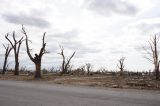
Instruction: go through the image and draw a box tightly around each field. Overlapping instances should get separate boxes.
[0,72,160,90]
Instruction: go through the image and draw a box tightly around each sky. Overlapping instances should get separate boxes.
[0,0,160,71]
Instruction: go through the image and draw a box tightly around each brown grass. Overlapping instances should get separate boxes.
[0,74,160,90]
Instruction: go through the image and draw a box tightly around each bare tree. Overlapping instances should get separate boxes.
[5,32,24,75]
[117,57,125,77]
[2,44,12,74]
[22,25,48,78]
[58,45,75,74]
[143,35,160,80]
[79,65,85,73]
[78,65,85,75]
[86,63,92,76]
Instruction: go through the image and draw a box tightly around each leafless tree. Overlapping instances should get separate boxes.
[143,35,160,80]
[117,57,125,77]
[86,63,92,76]
[22,25,48,78]
[2,44,12,74]
[79,65,85,72]
[78,65,85,75]
[58,45,76,74]
[5,32,24,75]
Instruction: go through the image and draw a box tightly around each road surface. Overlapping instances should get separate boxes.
[0,80,160,106]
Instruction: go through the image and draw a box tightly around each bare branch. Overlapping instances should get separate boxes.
[65,51,76,67]
[143,56,154,63]
[5,33,14,48]
[2,43,13,74]
[3,44,7,50]
[12,31,17,44]
[39,32,47,56]
[22,25,34,62]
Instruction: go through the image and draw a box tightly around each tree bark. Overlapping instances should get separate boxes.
[2,58,7,74]
[155,64,159,80]
[156,70,159,80]
[35,62,41,78]
[14,61,19,75]
[2,44,12,74]
[62,68,67,74]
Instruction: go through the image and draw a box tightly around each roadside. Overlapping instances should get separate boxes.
[0,74,160,90]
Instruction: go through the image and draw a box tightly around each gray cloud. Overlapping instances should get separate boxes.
[52,29,79,39]
[134,45,144,51]
[85,0,137,16]
[48,28,102,56]
[46,29,80,53]
[135,23,160,34]
[134,41,160,52]
[2,13,50,28]
[0,53,3,56]
[61,40,102,57]
[109,48,126,54]
[46,40,102,58]
[45,34,101,60]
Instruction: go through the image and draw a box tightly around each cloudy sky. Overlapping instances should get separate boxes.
[0,0,160,71]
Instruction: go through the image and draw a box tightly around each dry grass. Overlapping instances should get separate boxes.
[0,74,160,90]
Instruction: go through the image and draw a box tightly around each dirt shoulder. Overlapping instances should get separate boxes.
[0,74,160,90]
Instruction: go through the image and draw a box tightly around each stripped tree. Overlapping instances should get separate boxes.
[22,25,48,78]
[58,45,75,74]
[143,35,160,80]
[2,44,12,74]
[5,32,24,75]
[86,63,92,76]
[117,57,125,77]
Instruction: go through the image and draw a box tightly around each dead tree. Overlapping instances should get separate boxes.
[5,33,24,75]
[86,63,92,76]
[79,65,85,75]
[143,35,160,80]
[58,45,75,74]
[117,57,125,77]
[22,25,48,78]
[2,44,12,74]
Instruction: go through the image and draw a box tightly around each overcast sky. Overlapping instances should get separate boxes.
[0,0,160,71]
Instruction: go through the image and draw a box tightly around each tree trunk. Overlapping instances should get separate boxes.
[156,70,159,80]
[156,64,159,80]
[64,68,67,74]
[14,61,19,75]
[61,68,67,75]
[35,62,41,78]
[2,58,7,74]
[120,68,123,77]
[87,69,90,76]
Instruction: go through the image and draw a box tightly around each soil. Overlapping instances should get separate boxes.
[0,73,160,90]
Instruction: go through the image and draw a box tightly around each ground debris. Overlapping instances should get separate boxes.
[0,74,160,90]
